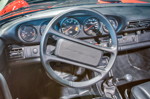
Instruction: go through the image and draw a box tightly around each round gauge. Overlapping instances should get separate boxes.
[83,17,100,36]
[102,19,118,33]
[40,21,49,35]
[60,18,80,36]
[18,25,37,42]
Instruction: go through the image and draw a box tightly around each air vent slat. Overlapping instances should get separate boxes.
[126,20,150,29]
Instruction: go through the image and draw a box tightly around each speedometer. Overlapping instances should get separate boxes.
[18,25,37,42]
[83,17,100,36]
[60,18,80,36]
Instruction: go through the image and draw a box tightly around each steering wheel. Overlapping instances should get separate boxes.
[40,8,118,88]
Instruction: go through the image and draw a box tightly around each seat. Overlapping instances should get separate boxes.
[131,81,150,99]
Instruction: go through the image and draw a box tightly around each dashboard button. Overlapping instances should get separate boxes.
[33,48,38,54]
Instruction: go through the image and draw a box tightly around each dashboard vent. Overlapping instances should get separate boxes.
[139,20,150,27]
[126,20,150,29]
[127,21,139,28]
[8,48,24,60]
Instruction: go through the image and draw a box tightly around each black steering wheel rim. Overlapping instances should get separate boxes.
[40,8,118,88]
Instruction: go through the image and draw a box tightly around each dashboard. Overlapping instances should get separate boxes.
[0,3,150,64]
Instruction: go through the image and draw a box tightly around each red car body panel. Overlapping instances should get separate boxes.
[0,0,29,16]
[0,1,54,20]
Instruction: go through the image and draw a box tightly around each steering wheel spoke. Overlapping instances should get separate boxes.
[44,53,106,74]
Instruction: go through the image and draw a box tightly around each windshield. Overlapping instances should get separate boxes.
[7,0,150,4]
[0,0,150,17]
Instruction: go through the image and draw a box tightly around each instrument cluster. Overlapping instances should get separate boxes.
[17,16,120,42]
[59,16,119,37]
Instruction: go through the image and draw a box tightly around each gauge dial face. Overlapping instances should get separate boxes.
[61,18,80,36]
[19,25,37,42]
[102,19,118,33]
[40,21,49,35]
[83,17,100,36]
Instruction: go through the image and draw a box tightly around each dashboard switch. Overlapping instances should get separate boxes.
[31,46,40,57]
[33,48,38,54]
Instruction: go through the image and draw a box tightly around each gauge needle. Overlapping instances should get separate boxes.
[64,26,73,33]
[85,25,94,31]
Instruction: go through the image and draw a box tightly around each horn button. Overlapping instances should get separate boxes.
[55,39,103,66]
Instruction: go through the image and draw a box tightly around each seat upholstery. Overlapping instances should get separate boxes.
[131,81,150,99]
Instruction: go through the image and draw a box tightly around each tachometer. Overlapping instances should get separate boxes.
[83,17,100,36]
[60,18,80,36]
[18,25,37,42]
